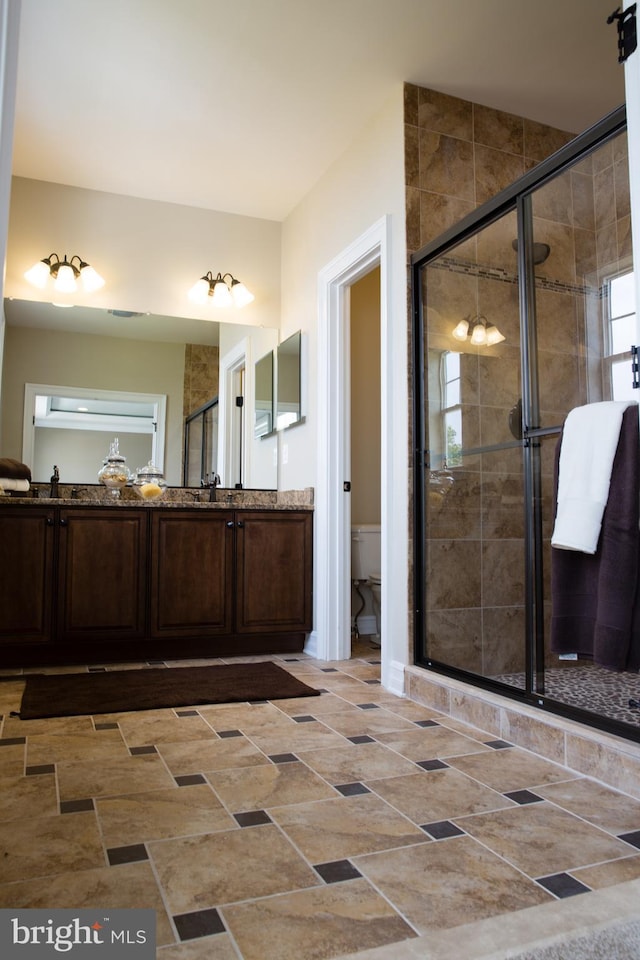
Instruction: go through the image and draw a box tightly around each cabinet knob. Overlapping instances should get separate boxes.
[226,520,235,528]
[236,520,244,528]
[60,518,68,526]
[46,517,54,526]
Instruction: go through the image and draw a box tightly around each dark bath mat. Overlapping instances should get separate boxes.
[17,660,320,719]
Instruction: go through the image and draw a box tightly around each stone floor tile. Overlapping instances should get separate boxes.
[354,836,551,934]
[148,823,318,915]
[221,878,417,960]
[270,792,428,862]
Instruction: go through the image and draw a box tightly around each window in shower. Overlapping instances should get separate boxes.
[606,269,637,402]
[442,351,462,466]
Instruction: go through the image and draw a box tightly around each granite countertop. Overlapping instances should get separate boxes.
[1,486,314,510]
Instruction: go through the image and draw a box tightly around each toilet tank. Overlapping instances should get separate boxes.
[351,525,381,581]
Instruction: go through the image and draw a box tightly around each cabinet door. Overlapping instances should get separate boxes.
[149,510,234,637]
[0,508,54,644]
[57,509,148,642]
[235,511,312,633]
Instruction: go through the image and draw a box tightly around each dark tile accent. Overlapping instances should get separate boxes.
[61,798,95,814]
[536,873,591,898]
[26,764,55,776]
[367,659,382,665]
[217,729,243,739]
[174,907,225,942]
[283,658,300,662]
[414,720,439,728]
[485,740,513,749]
[321,668,339,673]
[293,715,317,723]
[234,810,272,827]
[315,859,362,883]
[250,699,269,704]
[335,782,370,797]
[130,745,157,756]
[94,722,119,730]
[0,736,26,746]
[107,843,148,866]
[269,753,298,764]
[176,710,199,717]
[416,759,449,771]
[364,679,381,685]
[619,830,640,849]
[356,703,380,710]
[348,735,375,744]
[421,820,465,840]
[175,774,207,786]
[505,789,543,805]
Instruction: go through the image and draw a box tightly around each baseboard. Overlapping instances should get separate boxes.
[386,659,406,697]
[303,631,318,658]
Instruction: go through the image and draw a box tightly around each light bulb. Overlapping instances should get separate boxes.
[188,277,211,304]
[211,279,232,307]
[24,260,51,288]
[79,263,105,292]
[470,322,487,346]
[54,263,77,293]
[452,319,469,341]
[230,280,254,308]
[486,325,505,345]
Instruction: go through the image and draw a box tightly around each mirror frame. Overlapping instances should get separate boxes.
[276,331,303,429]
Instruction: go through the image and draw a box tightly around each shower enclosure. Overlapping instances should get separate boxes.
[412,105,640,741]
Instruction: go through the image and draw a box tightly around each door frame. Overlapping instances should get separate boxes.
[312,216,399,689]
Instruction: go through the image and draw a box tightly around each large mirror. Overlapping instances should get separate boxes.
[277,331,302,429]
[1,298,278,488]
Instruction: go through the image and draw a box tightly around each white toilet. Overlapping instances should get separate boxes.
[351,525,381,646]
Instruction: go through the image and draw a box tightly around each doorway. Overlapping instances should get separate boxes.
[313,217,390,669]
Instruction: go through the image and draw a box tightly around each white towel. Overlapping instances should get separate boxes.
[551,401,636,554]
[0,478,30,492]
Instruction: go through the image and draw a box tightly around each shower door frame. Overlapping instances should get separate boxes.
[411,105,639,742]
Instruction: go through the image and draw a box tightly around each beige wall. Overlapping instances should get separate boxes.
[2,325,186,484]
[350,266,381,526]
[6,177,281,327]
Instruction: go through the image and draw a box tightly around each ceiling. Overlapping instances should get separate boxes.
[13,0,626,224]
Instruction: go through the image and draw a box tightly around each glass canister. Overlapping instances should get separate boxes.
[97,437,130,498]
[132,460,167,501]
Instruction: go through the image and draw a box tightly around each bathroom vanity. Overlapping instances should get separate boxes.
[0,494,313,666]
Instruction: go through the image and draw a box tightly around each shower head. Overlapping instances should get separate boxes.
[511,239,551,265]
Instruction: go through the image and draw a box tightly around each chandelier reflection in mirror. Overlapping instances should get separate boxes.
[24,253,105,293]
[188,271,254,308]
[451,314,505,346]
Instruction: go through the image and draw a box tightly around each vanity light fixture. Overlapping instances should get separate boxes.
[452,314,505,346]
[188,271,254,308]
[24,253,105,293]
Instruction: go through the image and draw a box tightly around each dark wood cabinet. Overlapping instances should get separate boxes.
[0,507,55,644]
[150,509,234,637]
[235,511,313,633]
[0,503,313,666]
[57,509,148,643]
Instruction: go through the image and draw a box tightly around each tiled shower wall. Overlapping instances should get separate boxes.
[183,343,219,418]
[405,82,630,678]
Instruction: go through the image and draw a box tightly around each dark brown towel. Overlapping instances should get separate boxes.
[551,404,640,671]
[0,458,31,481]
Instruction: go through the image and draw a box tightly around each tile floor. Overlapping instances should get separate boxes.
[1,640,640,959]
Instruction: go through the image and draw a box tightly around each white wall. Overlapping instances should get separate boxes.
[280,87,410,679]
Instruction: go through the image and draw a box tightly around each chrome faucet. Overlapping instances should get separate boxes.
[203,472,221,502]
